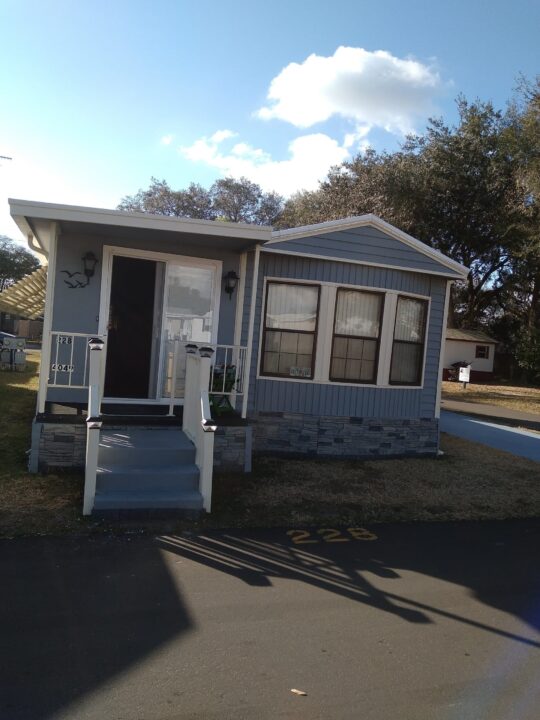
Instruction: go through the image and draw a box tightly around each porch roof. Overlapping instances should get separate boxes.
[9,199,272,259]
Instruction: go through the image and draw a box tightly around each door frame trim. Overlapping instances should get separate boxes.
[98,245,223,402]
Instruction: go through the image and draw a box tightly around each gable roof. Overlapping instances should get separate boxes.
[267,214,469,279]
[446,328,497,344]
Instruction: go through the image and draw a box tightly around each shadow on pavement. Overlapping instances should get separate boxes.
[0,535,192,720]
[157,520,540,646]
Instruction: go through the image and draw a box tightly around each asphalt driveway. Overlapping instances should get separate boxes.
[440,410,540,462]
[1,521,539,720]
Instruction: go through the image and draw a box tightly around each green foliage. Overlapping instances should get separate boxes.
[516,327,540,383]
[0,236,41,292]
[118,176,283,226]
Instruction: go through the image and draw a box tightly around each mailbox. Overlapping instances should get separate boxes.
[458,365,471,383]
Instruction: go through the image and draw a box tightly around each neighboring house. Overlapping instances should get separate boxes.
[8,199,468,515]
[443,328,497,382]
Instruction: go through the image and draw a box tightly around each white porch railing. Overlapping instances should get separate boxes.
[162,340,248,417]
[182,348,217,512]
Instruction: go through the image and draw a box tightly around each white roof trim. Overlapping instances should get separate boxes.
[268,214,469,279]
[9,198,272,242]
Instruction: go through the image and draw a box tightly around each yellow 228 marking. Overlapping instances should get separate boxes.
[287,528,378,544]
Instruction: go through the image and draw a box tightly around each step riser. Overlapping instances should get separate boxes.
[97,472,199,494]
[95,428,202,511]
[93,496,204,511]
[98,446,196,466]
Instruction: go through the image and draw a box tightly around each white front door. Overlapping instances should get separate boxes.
[99,246,221,403]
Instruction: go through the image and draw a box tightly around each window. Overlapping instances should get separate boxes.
[389,296,428,385]
[260,282,320,379]
[330,289,383,384]
[475,345,489,359]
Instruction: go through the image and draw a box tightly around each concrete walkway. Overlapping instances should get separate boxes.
[440,410,540,462]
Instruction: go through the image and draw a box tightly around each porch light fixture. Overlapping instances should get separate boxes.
[223,270,240,299]
[198,346,215,358]
[82,252,98,285]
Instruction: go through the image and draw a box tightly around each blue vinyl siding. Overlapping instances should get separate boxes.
[248,253,447,420]
[269,225,462,278]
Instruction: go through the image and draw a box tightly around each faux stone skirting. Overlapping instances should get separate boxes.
[250,412,439,459]
[31,421,252,473]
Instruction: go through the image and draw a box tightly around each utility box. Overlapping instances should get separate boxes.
[2,336,26,351]
[13,349,27,372]
[0,337,27,371]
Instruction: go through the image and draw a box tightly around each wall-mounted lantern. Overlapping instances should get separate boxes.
[61,252,99,289]
[82,252,98,284]
[223,270,240,300]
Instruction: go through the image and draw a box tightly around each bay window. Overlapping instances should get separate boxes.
[389,296,427,385]
[330,289,383,383]
[260,281,320,379]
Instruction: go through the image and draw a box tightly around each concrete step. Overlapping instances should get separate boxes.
[96,463,200,493]
[93,489,204,511]
[98,428,195,466]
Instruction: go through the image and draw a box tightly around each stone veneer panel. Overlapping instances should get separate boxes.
[213,426,251,472]
[37,423,87,471]
[35,422,252,473]
[250,412,439,458]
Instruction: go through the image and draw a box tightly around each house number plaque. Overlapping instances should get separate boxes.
[52,363,75,372]
[57,336,73,344]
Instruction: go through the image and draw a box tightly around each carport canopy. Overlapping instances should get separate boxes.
[0,265,47,319]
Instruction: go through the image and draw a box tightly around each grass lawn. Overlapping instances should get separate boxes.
[442,381,540,415]
[1,354,539,538]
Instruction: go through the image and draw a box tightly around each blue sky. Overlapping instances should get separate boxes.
[0,0,538,240]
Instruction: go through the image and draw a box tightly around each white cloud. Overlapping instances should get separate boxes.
[160,134,174,145]
[180,131,351,196]
[0,153,117,243]
[257,46,441,135]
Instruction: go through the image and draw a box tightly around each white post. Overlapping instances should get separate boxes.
[37,222,58,414]
[83,337,105,516]
[435,280,452,419]
[196,354,216,512]
[168,339,179,416]
[242,245,260,418]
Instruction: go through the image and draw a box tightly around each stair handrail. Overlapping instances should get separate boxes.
[83,335,107,516]
[183,344,216,512]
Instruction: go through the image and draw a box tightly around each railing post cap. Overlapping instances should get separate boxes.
[198,346,214,358]
[88,337,105,351]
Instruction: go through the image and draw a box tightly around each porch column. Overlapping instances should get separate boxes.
[36,222,58,415]
[241,245,260,418]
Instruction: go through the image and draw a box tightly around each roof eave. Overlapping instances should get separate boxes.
[8,198,272,244]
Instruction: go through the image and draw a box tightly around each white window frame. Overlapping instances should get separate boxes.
[256,276,431,389]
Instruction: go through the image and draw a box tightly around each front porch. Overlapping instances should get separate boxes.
[7,200,268,516]
[32,334,252,515]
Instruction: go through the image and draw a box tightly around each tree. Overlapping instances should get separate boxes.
[0,236,41,292]
[281,98,534,331]
[118,176,283,226]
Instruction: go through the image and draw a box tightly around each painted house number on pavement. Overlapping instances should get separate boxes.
[287,528,377,544]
